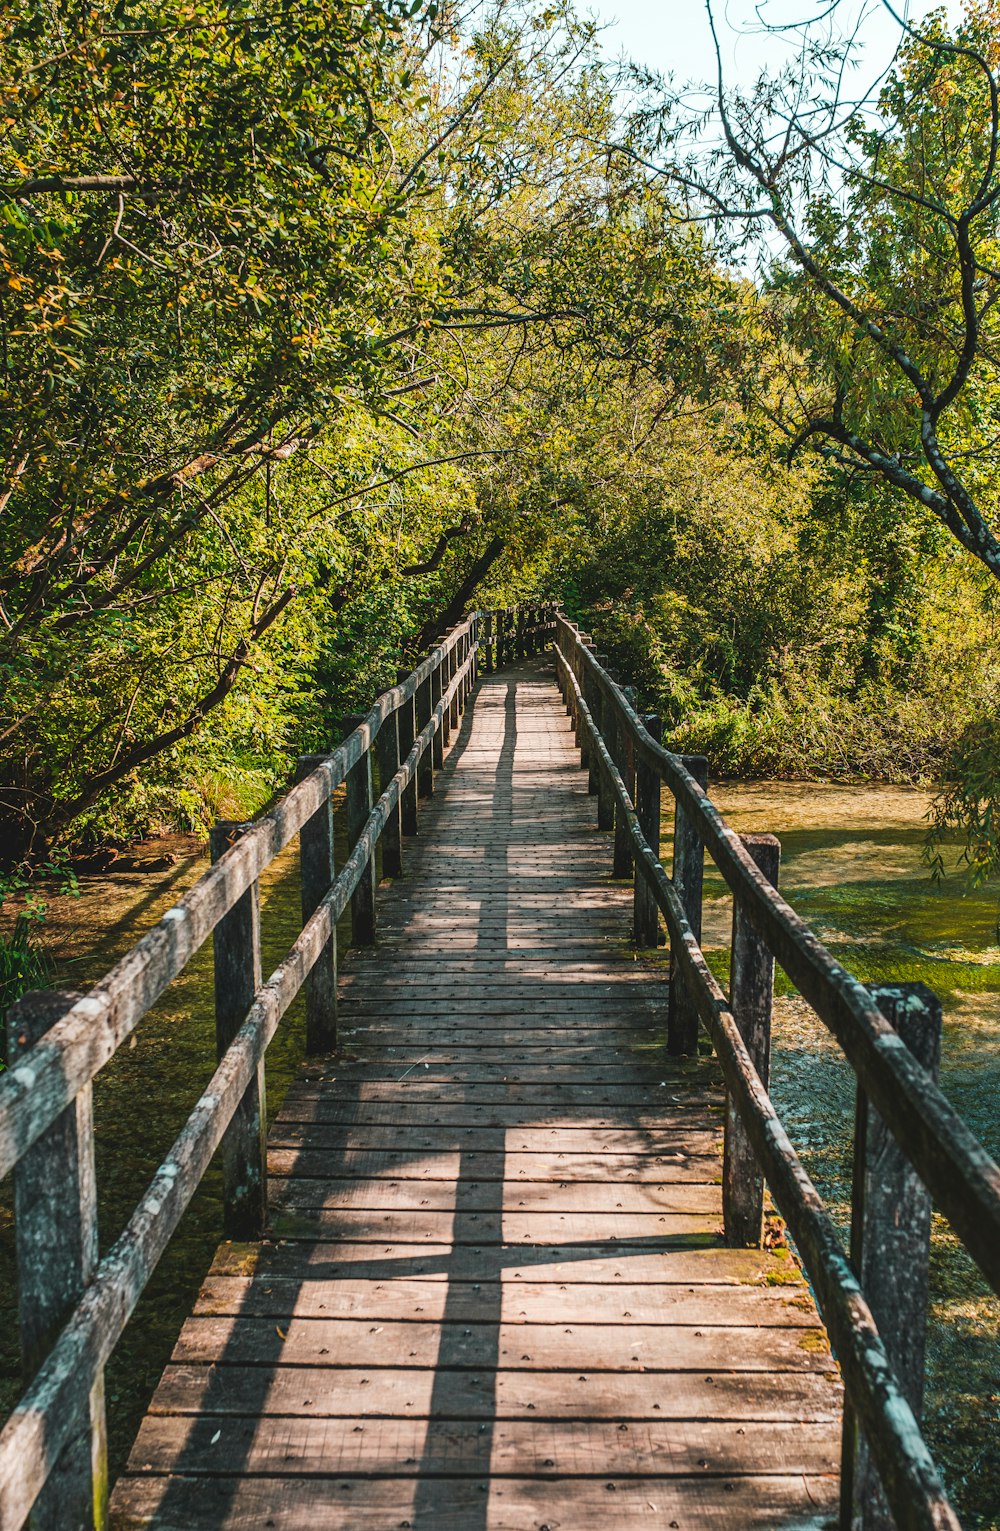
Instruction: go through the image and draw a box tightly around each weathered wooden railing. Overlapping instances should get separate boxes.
[0,606,564,1531]
[554,614,1000,1531]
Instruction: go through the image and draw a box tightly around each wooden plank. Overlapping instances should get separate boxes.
[266,1177,720,1214]
[192,1275,822,1326]
[270,1103,723,1129]
[171,1316,829,1371]
[126,1415,839,1478]
[110,1471,839,1530]
[266,1208,722,1243]
[147,1362,843,1421]
[265,1148,721,1182]
[209,1242,798,1285]
[266,1126,723,1155]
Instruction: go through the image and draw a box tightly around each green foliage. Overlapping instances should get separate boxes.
[0,915,50,1031]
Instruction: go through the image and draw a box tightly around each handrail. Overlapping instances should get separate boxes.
[0,616,479,1182]
[1,604,554,1531]
[556,615,1000,1294]
[553,614,1000,1531]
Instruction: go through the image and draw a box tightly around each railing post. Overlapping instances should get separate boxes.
[459,630,470,707]
[591,660,615,829]
[612,685,637,879]
[373,710,403,878]
[496,610,506,669]
[296,757,339,1053]
[634,713,663,947]
[723,833,780,1245]
[8,989,108,1531]
[342,715,378,942]
[667,753,709,1055]
[448,638,460,732]
[581,639,597,783]
[515,608,525,660]
[484,610,494,675]
[430,659,445,769]
[210,821,268,1237]
[415,670,434,798]
[396,671,418,836]
[841,982,942,1531]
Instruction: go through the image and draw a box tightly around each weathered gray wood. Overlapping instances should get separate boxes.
[667,752,709,1056]
[395,671,418,836]
[591,658,614,825]
[372,715,403,879]
[129,1413,838,1478]
[843,983,942,1531]
[8,990,107,1531]
[210,822,267,1238]
[613,684,637,878]
[414,675,433,798]
[634,713,662,947]
[429,660,444,770]
[111,1472,840,1531]
[150,1357,841,1419]
[723,834,780,1248]
[484,609,494,673]
[342,715,377,944]
[296,756,338,1053]
[448,636,460,730]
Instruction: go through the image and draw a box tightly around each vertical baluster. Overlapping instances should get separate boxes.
[723,834,780,1244]
[342,715,377,942]
[841,983,942,1531]
[634,713,663,947]
[431,659,445,769]
[416,670,434,798]
[374,708,403,879]
[210,821,268,1235]
[296,757,339,1052]
[582,652,599,790]
[496,610,505,669]
[448,638,460,732]
[396,671,418,836]
[591,662,615,831]
[666,754,709,1055]
[8,990,108,1531]
[484,610,494,674]
[613,685,637,879]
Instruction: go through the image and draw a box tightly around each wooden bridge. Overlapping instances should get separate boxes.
[2,609,999,1531]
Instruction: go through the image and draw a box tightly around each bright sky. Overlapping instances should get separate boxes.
[590,0,966,95]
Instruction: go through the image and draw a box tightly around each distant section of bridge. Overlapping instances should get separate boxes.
[109,660,840,1529]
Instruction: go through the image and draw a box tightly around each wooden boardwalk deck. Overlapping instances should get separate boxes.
[110,660,842,1529]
